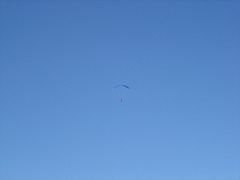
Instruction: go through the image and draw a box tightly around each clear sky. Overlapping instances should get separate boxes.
[0,1,240,180]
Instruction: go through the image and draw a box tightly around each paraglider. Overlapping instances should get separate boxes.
[113,85,130,102]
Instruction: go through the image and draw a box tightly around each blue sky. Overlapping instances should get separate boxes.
[0,1,240,180]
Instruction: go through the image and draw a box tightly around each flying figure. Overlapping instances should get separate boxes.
[113,85,130,103]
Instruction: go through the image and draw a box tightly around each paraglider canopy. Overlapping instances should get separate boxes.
[113,85,130,89]
[112,85,130,102]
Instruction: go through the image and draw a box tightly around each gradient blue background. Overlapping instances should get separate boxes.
[0,1,240,180]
